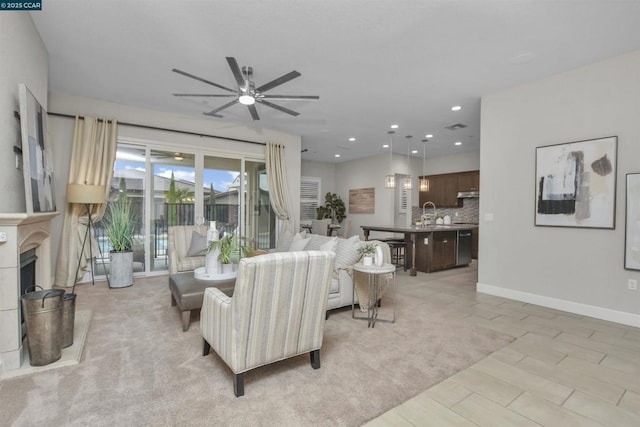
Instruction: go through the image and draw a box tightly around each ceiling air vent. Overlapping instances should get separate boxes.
[444,123,467,131]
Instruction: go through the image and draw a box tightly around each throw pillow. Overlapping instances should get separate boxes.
[319,236,338,253]
[288,233,310,251]
[304,234,332,251]
[186,231,208,257]
[334,235,362,268]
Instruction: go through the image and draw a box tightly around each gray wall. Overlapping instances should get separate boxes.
[479,50,640,326]
[0,13,48,213]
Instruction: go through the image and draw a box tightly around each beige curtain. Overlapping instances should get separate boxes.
[55,116,118,287]
[265,143,295,245]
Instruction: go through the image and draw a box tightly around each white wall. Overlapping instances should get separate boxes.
[0,13,48,213]
[301,160,336,195]
[479,50,640,326]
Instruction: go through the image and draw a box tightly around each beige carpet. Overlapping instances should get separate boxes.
[0,264,512,426]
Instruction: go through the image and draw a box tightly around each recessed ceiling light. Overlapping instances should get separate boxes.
[390,124,399,129]
[382,144,389,148]
[454,142,462,146]
[425,134,433,138]
[451,106,462,111]
[411,150,418,154]
[348,137,356,142]
[334,154,341,158]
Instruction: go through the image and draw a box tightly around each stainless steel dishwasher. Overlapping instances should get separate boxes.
[456,230,472,266]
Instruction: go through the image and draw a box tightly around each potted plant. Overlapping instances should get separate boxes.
[358,242,377,266]
[103,198,136,288]
[316,192,347,224]
[206,233,251,273]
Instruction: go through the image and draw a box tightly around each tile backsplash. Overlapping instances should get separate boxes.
[412,198,479,224]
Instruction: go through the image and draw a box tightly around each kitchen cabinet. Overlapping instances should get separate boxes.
[457,171,480,192]
[419,170,479,208]
[431,231,457,271]
[419,174,459,208]
[362,225,476,275]
[471,228,479,259]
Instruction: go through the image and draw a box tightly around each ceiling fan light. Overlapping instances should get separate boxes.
[239,94,255,105]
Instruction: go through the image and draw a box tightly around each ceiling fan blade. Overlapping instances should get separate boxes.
[257,99,300,117]
[261,95,320,100]
[247,104,260,121]
[172,68,236,93]
[255,71,301,93]
[203,99,238,117]
[226,57,245,88]
[173,93,236,97]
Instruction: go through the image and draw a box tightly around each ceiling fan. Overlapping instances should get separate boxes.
[172,57,319,120]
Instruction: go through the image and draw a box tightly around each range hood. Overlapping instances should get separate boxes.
[457,191,480,198]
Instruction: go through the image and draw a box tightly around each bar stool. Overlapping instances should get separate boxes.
[380,238,407,271]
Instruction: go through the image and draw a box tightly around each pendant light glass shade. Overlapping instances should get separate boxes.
[404,135,413,190]
[419,177,429,191]
[419,140,429,191]
[385,131,395,189]
[385,174,396,189]
[403,176,413,190]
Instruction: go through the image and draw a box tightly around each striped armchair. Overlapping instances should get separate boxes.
[201,251,336,397]
[167,225,208,275]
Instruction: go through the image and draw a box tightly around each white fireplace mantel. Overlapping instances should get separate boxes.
[0,212,59,373]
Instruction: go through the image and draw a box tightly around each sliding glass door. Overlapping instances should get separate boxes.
[98,142,272,277]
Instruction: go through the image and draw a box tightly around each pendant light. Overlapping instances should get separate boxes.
[384,130,396,189]
[420,139,429,191]
[403,135,413,190]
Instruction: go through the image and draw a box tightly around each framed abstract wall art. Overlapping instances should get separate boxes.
[19,84,56,214]
[535,136,617,229]
[625,173,640,270]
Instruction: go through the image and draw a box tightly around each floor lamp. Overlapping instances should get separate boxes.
[67,184,106,290]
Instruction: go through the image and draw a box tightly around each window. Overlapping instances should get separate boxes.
[300,176,321,222]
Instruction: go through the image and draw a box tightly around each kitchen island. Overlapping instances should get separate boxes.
[361,224,478,276]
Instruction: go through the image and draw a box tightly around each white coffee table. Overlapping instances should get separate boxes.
[352,262,396,327]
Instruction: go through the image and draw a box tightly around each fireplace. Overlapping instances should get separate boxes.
[0,212,59,374]
[19,248,38,338]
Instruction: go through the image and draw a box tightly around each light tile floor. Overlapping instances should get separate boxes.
[366,262,640,426]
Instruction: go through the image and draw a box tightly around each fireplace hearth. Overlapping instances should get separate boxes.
[0,212,59,373]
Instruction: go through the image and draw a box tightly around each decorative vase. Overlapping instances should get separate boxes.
[375,245,384,267]
[222,263,234,274]
[363,255,373,266]
[205,221,221,275]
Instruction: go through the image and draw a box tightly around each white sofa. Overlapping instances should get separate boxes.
[274,232,391,312]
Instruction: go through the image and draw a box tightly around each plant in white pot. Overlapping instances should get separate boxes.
[206,233,250,274]
[358,242,377,266]
[103,198,136,288]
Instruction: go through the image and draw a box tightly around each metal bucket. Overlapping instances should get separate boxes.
[21,289,65,366]
[62,293,76,348]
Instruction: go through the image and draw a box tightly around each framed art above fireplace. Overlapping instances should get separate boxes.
[19,84,56,214]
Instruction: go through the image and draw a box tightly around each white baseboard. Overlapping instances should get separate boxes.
[476,283,640,328]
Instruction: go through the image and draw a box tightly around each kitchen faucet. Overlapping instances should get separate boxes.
[422,201,437,224]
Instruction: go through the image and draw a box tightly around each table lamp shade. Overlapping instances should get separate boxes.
[66,184,106,204]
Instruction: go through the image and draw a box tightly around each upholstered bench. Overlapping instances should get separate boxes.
[169,272,235,331]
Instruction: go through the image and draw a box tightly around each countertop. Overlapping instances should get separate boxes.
[361,224,478,233]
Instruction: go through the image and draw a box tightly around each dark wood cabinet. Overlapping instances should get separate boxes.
[419,170,479,208]
[431,231,457,271]
[471,228,479,259]
[419,173,460,208]
[458,171,480,192]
